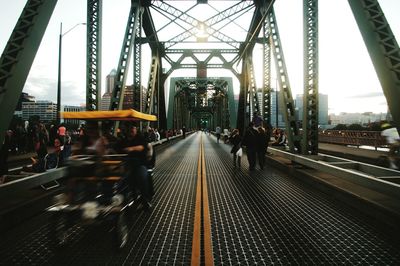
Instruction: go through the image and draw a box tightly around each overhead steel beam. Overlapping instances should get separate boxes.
[302,0,319,155]
[151,1,241,50]
[109,1,142,111]
[0,0,57,149]
[133,10,142,112]
[236,0,274,65]
[268,8,301,153]
[348,0,400,135]
[86,0,102,111]
[163,1,254,50]
[262,20,272,127]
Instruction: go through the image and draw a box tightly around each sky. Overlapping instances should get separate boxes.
[0,0,399,115]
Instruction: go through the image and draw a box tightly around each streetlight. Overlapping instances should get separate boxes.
[57,22,86,124]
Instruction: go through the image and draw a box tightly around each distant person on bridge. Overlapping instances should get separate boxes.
[256,127,269,170]
[252,111,263,128]
[57,124,66,145]
[182,125,186,139]
[381,123,400,170]
[242,122,258,171]
[215,126,222,143]
[229,129,242,168]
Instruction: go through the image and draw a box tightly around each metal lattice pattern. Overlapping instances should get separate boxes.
[133,12,142,111]
[302,0,319,155]
[348,0,400,133]
[154,1,242,50]
[86,0,102,111]
[109,3,141,111]
[268,8,301,152]
[0,135,400,264]
[262,20,272,126]
[0,137,198,265]
[0,0,57,148]
[203,135,400,264]
[145,55,159,114]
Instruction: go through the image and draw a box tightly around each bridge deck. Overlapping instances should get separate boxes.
[0,132,399,265]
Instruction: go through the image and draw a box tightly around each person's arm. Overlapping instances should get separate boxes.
[124,145,145,153]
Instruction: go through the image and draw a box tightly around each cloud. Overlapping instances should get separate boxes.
[346,91,384,99]
[24,77,57,101]
[24,77,85,106]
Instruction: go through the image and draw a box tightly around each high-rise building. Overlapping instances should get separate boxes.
[100,92,111,111]
[22,101,57,123]
[256,90,285,128]
[106,69,117,94]
[100,69,117,111]
[295,93,329,126]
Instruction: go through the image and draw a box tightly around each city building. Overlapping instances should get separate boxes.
[100,92,111,111]
[256,90,286,128]
[105,69,117,94]
[329,112,387,126]
[61,105,85,125]
[15,92,35,111]
[22,101,57,123]
[295,93,329,126]
[100,69,117,111]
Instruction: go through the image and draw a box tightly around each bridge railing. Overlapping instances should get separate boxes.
[318,130,387,149]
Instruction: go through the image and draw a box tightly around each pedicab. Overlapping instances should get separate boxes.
[47,109,157,249]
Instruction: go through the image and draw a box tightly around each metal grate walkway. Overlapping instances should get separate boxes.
[203,133,400,265]
[0,132,399,265]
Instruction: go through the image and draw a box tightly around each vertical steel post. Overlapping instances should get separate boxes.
[302,0,319,155]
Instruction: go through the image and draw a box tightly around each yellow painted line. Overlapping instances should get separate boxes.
[201,136,214,266]
[191,135,203,266]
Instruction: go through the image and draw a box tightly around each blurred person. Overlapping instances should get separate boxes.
[271,129,287,147]
[252,111,263,127]
[58,124,67,144]
[182,125,186,139]
[0,130,13,183]
[229,129,242,167]
[34,123,48,159]
[121,125,153,210]
[215,126,221,143]
[154,128,160,141]
[242,122,258,171]
[256,127,269,170]
[381,124,400,170]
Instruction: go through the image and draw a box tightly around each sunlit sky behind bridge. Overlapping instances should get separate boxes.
[0,0,399,115]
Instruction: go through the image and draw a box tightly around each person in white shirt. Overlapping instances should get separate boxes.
[154,128,160,142]
[381,123,400,169]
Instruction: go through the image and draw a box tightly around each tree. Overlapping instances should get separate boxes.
[347,124,364,131]
[333,124,347,130]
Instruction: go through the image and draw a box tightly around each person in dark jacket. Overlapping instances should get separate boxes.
[256,127,269,170]
[242,122,258,171]
[122,125,152,210]
[229,129,242,167]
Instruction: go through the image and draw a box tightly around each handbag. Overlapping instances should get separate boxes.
[236,147,243,157]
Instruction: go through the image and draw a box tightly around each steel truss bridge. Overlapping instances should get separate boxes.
[1,0,400,155]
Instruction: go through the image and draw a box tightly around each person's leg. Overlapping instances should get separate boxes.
[233,154,237,167]
[247,150,256,170]
[133,165,152,208]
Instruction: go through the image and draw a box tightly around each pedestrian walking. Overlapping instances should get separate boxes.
[215,126,222,143]
[242,122,258,171]
[229,129,242,167]
[256,127,269,170]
